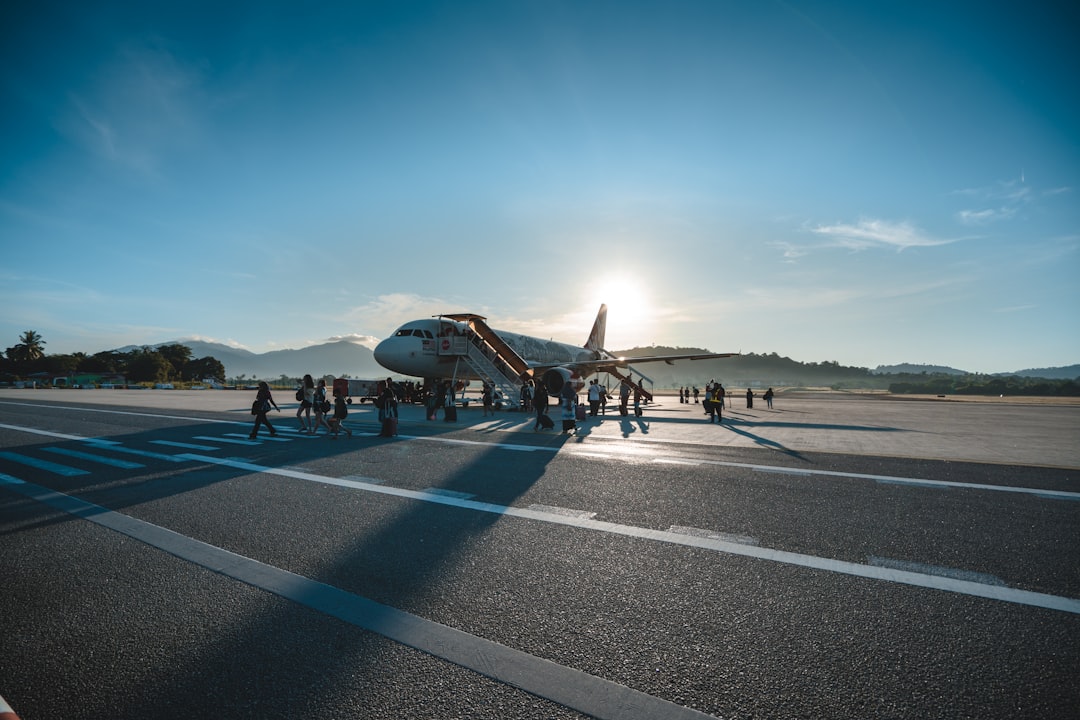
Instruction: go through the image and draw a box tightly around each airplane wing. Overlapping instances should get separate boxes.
[529,352,740,373]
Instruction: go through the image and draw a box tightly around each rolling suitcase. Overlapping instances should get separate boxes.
[380,416,397,437]
[444,405,457,422]
[575,403,587,421]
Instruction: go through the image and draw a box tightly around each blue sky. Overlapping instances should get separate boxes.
[2,1,1077,373]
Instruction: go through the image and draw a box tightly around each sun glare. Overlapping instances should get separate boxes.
[588,275,656,349]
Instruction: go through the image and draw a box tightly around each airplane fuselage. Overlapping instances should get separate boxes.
[373,317,599,380]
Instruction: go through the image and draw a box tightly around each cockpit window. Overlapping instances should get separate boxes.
[394,329,413,337]
[422,330,433,338]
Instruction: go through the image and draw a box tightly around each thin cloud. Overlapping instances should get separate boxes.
[957,207,1016,225]
[810,219,955,251]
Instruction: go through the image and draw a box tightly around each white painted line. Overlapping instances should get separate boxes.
[424,488,476,500]
[150,440,221,451]
[195,436,260,446]
[653,458,703,466]
[3,479,719,720]
[174,454,1080,615]
[81,441,187,463]
[43,447,144,470]
[0,423,90,442]
[527,504,597,520]
[868,556,1006,587]
[0,451,89,477]
[669,526,759,546]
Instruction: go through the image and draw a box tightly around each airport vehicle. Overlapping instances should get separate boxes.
[373,304,737,403]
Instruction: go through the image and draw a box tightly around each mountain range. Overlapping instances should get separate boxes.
[143,340,1077,384]
[146,340,387,380]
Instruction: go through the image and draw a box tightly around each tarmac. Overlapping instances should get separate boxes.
[3,387,1077,469]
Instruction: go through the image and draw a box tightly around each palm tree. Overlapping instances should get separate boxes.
[9,330,46,363]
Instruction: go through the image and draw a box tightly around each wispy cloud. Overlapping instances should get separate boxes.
[952,178,1038,226]
[57,39,206,176]
[809,218,955,252]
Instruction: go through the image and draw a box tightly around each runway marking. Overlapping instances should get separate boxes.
[670,526,759,546]
[2,420,1077,609]
[81,441,187,463]
[150,440,221,451]
[0,451,89,476]
[3,411,1074,500]
[868,556,1006,587]
[197,435,260,446]
[424,488,476,500]
[42,447,144,469]
[176,454,1080,615]
[528,504,597,520]
[2,477,719,720]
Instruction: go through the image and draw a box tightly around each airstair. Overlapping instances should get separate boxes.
[604,364,654,403]
[439,314,531,407]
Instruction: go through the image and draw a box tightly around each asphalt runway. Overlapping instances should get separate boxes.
[1,388,1078,719]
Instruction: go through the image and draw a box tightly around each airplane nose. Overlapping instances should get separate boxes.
[373,339,389,366]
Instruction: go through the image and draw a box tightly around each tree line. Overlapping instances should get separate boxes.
[2,330,225,385]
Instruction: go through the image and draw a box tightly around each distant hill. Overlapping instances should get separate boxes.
[112,340,1077,387]
[120,340,386,380]
[999,364,1080,380]
[873,363,968,376]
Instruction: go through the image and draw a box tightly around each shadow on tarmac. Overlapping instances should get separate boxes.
[0,398,579,717]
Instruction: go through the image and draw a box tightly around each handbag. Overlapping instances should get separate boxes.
[251,400,261,415]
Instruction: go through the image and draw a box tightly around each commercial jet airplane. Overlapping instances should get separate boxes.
[372,304,737,395]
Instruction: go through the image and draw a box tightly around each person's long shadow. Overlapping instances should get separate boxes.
[1,398,574,716]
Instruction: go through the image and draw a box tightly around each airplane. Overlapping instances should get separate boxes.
[372,304,737,397]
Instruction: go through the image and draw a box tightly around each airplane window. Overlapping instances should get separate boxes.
[423,330,433,338]
[395,329,412,337]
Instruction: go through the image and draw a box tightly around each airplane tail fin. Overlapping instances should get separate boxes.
[585,304,607,352]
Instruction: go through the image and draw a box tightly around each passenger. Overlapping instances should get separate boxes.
[587,379,601,416]
[482,382,493,416]
[560,381,577,434]
[764,387,775,409]
[249,381,280,439]
[712,385,723,423]
[296,374,315,432]
[717,383,726,409]
[746,388,754,409]
[619,377,631,416]
[520,380,533,412]
[533,379,550,431]
[328,387,353,439]
[311,378,332,434]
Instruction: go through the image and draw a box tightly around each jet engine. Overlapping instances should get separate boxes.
[541,367,584,395]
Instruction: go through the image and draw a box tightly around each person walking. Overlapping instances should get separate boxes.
[587,379,601,416]
[712,384,723,423]
[296,374,315,432]
[249,381,280,439]
[311,378,333,434]
[619,377,631,416]
[533,379,550,431]
[482,382,494,416]
[746,388,754,409]
[764,387,774,409]
[328,387,353,439]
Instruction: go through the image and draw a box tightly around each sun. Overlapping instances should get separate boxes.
[586,275,656,348]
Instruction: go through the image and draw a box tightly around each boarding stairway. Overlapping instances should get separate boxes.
[440,314,531,407]
[604,364,654,403]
